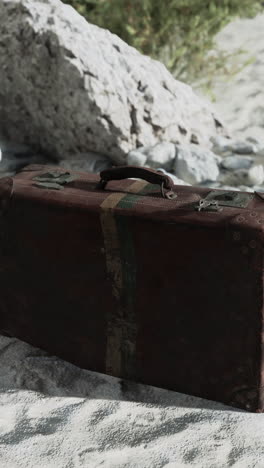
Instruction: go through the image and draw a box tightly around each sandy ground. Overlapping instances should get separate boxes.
[1,335,264,468]
[1,13,264,468]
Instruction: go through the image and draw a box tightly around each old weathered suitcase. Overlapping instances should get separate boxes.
[0,163,263,412]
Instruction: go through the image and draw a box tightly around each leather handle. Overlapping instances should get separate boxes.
[97,165,177,199]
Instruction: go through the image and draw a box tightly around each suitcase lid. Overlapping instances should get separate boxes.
[3,163,264,233]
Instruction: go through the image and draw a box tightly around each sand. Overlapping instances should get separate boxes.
[0,335,264,468]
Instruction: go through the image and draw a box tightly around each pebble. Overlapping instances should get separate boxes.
[0,140,34,156]
[58,152,112,173]
[248,165,264,185]
[197,180,221,188]
[155,168,191,186]
[174,143,219,184]
[253,185,264,192]
[220,155,253,171]
[220,165,264,187]
[218,185,241,191]
[127,150,147,166]
[211,135,257,155]
[229,141,257,155]
[145,142,176,171]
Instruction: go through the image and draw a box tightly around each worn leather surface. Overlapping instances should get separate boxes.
[0,164,263,412]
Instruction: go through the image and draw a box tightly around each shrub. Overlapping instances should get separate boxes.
[63,0,264,85]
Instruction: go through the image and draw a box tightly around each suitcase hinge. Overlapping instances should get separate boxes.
[32,170,78,190]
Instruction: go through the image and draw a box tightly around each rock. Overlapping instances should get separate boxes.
[255,148,264,158]
[248,165,264,186]
[253,185,264,192]
[220,155,254,171]
[58,151,112,173]
[217,185,241,191]
[207,13,264,145]
[197,180,221,188]
[142,142,176,170]
[238,185,254,192]
[155,168,191,186]
[0,154,48,174]
[220,165,264,187]
[135,146,153,154]
[0,140,49,173]
[211,135,257,155]
[0,140,34,157]
[0,0,226,165]
[217,185,253,192]
[174,144,220,184]
[219,171,247,187]
[127,150,147,167]
[236,129,264,153]
[0,171,16,178]
[210,136,232,155]
[229,141,257,155]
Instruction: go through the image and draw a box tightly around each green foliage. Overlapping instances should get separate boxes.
[63,0,264,85]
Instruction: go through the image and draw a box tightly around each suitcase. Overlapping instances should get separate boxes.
[0,163,263,412]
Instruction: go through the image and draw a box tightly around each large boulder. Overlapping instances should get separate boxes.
[0,0,227,165]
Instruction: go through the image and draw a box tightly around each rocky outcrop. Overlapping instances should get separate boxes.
[0,0,226,165]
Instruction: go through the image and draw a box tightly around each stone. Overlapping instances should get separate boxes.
[174,144,220,184]
[220,155,254,171]
[127,150,147,167]
[238,185,254,192]
[210,135,232,155]
[0,0,226,165]
[255,148,264,158]
[0,140,49,173]
[0,154,48,174]
[217,185,253,192]
[248,165,264,186]
[0,140,34,157]
[217,185,241,191]
[220,165,264,187]
[197,180,221,188]
[253,185,264,192]
[155,168,191,186]
[211,135,257,155]
[58,151,112,173]
[236,129,264,153]
[144,142,176,171]
[229,141,257,155]
[219,171,247,187]
[135,146,153,154]
[0,171,16,178]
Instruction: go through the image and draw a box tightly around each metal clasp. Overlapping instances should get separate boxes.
[196,199,222,212]
[196,190,254,212]
[161,182,177,200]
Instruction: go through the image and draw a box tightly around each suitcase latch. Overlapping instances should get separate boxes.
[196,199,222,212]
[196,190,254,212]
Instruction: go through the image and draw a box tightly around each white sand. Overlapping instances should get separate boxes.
[0,335,264,468]
[2,13,264,468]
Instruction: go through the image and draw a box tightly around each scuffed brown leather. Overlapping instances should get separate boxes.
[0,164,263,413]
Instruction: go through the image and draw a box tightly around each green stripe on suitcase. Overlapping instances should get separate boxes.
[100,181,156,379]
